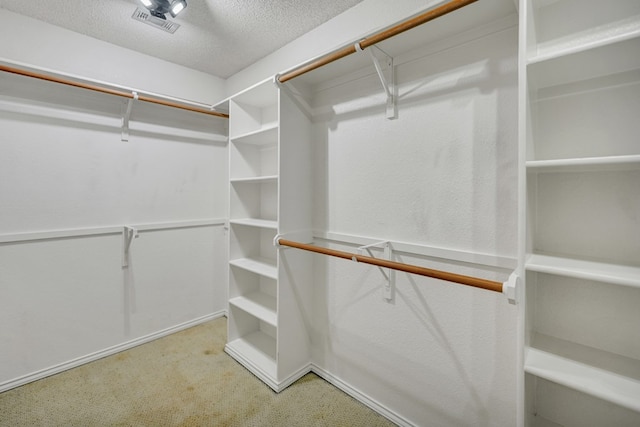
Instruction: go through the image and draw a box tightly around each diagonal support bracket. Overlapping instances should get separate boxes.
[357,240,395,301]
[121,91,138,142]
[356,43,397,120]
[122,226,139,268]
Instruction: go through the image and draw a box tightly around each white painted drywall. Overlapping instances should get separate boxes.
[0,71,228,231]
[0,22,229,388]
[308,23,519,427]
[0,9,225,105]
[0,226,226,384]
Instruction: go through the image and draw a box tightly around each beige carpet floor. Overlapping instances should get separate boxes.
[0,317,396,426]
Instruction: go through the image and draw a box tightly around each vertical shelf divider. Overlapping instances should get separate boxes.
[225,78,313,392]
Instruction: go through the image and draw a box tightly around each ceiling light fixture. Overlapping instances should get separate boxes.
[137,0,187,20]
[169,0,187,17]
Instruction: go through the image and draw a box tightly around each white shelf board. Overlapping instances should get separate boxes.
[230,175,278,184]
[229,257,277,280]
[230,123,278,145]
[230,77,277,108]
[526,155,640,172]
[529,38,640,92]
[226,331,277,379]
[212,97,229,114]
[528,15,640,65]
[229,218,278,230]
[229,293,277,327]
[526,253,640,288]
[525,345,640,413]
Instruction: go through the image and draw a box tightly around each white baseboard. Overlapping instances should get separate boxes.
[0,311,226,393]
[310,364,414,427]
[277,364,313,392]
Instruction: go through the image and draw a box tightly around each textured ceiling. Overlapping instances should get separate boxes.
[0,0,365,79]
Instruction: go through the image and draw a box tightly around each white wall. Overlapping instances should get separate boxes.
[0,12,229,390]
[0,9,225,105]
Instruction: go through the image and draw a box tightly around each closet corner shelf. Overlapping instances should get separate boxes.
[225,332,277,379]
[527,16,640,65]
[525,345,640,414]
[525,253,640,288]
[229,257,278,279]
[229,292,277,327]
[229,218,278,230]
[230,175,278,184]
[230,77,277,107]
[526,155,640,172]
[230,124,278,146]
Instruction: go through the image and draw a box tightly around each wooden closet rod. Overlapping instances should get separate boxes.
[0,64,229,119]
[277,239,504,293]
[277,0,478,83]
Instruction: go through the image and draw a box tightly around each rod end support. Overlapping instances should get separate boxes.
[503,272,520,305]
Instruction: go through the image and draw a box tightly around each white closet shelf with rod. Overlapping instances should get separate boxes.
[0,219,227,244]
[276,238,517,297]
[276,0,479,83]
[0,62,229,119]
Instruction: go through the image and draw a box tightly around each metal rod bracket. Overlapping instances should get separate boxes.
[274,231,314,248]
[502,272,520,305]
[122,226,139,268]
[357,240,395,301]
[363,46,396,120]
[121,92,138,142]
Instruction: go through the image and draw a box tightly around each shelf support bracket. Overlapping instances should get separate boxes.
[357,43,397,120]
[122,226,139,268]
[357,240,395,301]
[121,91,138,142]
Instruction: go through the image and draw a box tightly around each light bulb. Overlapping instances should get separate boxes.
[170,1,186,16]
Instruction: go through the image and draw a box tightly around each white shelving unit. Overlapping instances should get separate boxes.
[225,78,314,392]
[520,0,640,425]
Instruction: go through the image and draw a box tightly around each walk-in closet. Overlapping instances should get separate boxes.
[1,0,638,426]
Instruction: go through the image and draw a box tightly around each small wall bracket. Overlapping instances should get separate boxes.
[121,92,138,142]
[274,231,314,248]
[357,240,395,301]
[356,43,397,120]
[122,226,139,268]
[502,272,520,305]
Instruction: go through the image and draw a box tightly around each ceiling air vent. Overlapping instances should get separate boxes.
[132,8,180,34]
